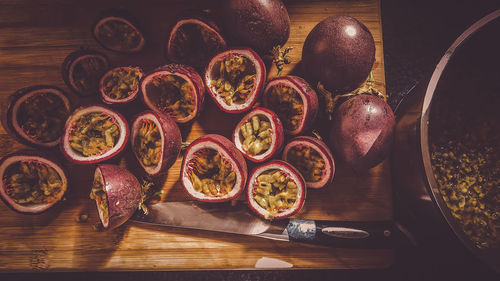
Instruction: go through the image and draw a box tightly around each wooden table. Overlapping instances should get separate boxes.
[0,0,392,271]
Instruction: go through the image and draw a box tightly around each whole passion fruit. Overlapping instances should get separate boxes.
[205,48,265,113]
[302,15,375,93]
[217,0,290,55]
[99,66,144,105]
[62,49,109,97]
[233,107,284,163]
[167,11,227,70]
[329,94,395,170]
[0,152,68,214]
[61,105,129,164]
[263,75,318,135]
[141,64,205,124]
[90,164,141,230]
[131,110,182,177]
[282,136,335,189]
[247,160,306,220]
[92,9,146,54]
[181,134,247,202]
[2,85,71,148]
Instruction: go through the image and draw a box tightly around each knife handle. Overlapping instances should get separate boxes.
[286,219,401,249]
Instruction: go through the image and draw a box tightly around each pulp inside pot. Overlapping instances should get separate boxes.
[286,145,325,183]
[210,55,256,105]
[253,169,298,218]
[69,112,120,157]
[16,92,69,143]
[103,67,141,100]
[3,160,63,205]
[188,149,236,197]
[170,22,225,67]
[71,56,107,93]
[239,115,272,156]
[133,121,162,167]
[146,74,195,119]
[267,85,303,131]
[89,171,108,224]
[96,19,141,51]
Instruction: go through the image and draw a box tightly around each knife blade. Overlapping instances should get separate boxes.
[131,201,398,248]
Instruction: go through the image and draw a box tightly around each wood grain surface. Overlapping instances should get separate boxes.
[0,0,392,271]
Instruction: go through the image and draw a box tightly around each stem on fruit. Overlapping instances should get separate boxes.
[272,45,293,77]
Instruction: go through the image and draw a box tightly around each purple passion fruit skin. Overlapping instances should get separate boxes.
[131,110,182,177]
[0,151,68,214]
[99,66,144,105]
[282,136,335,189]
[2,85,71,148]
[141,64,205,124]
[329,94,395,170]
[302,15,375,93]
[61,105,129,165]
[92,9,146,54]
[167,11,227,71]
[216,0,290,55]
[263,75,319,136]
[181,134,247,202]
[62,49,110,97]
[91,164,141,230]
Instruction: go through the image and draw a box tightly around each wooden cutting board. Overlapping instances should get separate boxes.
[0,0,392,271]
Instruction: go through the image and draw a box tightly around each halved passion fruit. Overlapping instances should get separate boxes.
[141,64,205,124]
[61,105,129,164]
[247,160,306,220]
[282,136,335,189]
[0,152,68,214]
[167,11,227,70]
[233,107,284,163]
[131,111,182,177]
[62,49,109,97]
[90,164,141,230]
[99,66,144,104]
[181,134,247,202]
[92,9,146,53]
[263,76,319,135]
[2,85,71,148]
[205,48,265,113]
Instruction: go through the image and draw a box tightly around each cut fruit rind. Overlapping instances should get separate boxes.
[99,66,144,104]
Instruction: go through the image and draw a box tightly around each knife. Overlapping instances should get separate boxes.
[131,201,399,249]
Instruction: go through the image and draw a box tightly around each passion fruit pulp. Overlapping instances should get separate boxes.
[0,152,68,214]
[181,134,247,202]
[99,66,144,105]
[141,64,205,124]
[61,105,129,164]
[131,111,182,177]
[62,49,109,97]
[2,85,71,148]
[205,48,265,113]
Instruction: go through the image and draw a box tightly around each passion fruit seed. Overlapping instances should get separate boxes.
[239,115,273,155]
[72,57,108,93]
[189,149,236,197]
[4,161,63,205]
[267,85,303,131]
[133,121,161,167]
[150,74,195,119]
[286,145,325,182]
[210,55,256,105]
[17,92,70,143]
[104,67,141,100]
[89,172,108,224]
[253,169,298,219]
[97,19,141,51]
[69,112,119,157]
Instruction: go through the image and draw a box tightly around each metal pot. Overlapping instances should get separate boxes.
[392,10,500,272]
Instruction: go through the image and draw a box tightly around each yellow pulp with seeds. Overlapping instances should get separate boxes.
[148,75,195,119]
[89,172,108,223]
[104,67,141,99]
[253,170,298,218]
[211,55,256,105]
[4,161,63,205]
[69,113,119,157]
[239,115,272,155]
[286,146,325,182]
[133,121,162,167]
[189,149,236,197]
[267,86,303,131]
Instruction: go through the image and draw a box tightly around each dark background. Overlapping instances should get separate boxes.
[2,0,499,280]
